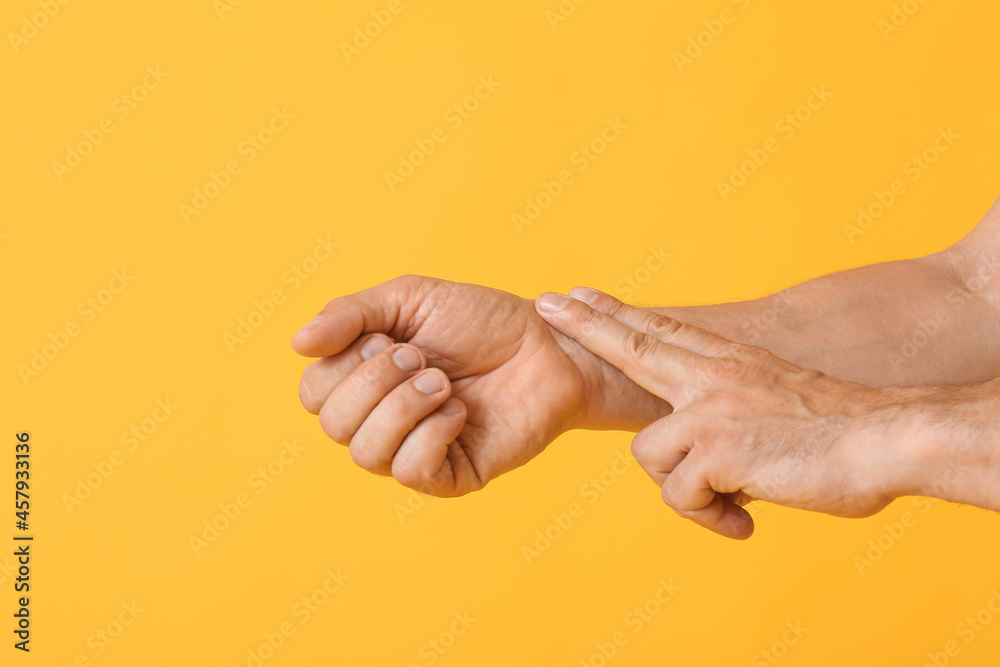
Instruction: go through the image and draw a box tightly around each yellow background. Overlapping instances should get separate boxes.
[3,0,1000,665]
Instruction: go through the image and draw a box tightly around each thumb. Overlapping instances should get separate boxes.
[291,275,425,358]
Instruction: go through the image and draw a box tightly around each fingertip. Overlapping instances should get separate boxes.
[360,333,394,360]
[292,301,369,358]
[290,329,311,354]
[536,292,571,315]
[669,492,754,540]
[719,503,755,540]
[291,315,325,355]
[568,286,600,305]
[317,403,348,445]
[439,397,466,415]
[298,375,317,414]
[392,344,427,373]
[412,367,448,395]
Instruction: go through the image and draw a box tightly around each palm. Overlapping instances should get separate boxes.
[392,278,589,494]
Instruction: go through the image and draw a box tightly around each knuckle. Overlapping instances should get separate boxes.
[393,273,422,287]
[709,357,749,382]
[380,395,411,423]
[318,408,349,444]
[299,361,329,412]
[602,295,625,315]
[298,376,319,414]
[393,274,439,301]
[723,340,751,357]
[624,330,658,363]
[575,302,601,334]
[646,314,682,339]
[660,479,681,509]
[370,347,396,372]
[392,459,427,489]
[630,432,653,466]
[738,343,770,362]
[360,355,394,385]
[349,441,383,472]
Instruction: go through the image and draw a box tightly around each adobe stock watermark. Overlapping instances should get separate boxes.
[877,0,932,41]
[673,0,754,73]
[844,126,959,244]
[55,601,145,666]
[62,397,179,514]
[853,457,968,575]
[0,557,14,586]
[716,85,833,202]
[340,0,417,62]
[52,66,169,183]
[214,0,248,21]
[739,287,796,345]
[511,116,627,233]
[232,567,349,667]
[578,578,682,667]
[384,75,501,192]
[852,498,935,576]
[750,620,808,667]
[918,589,1000,667]
[179,107,295,223]
[18,268,134,385]
[886,252,996,372]
[393,477,450,525]
[613,245,672,301]
[224,235,338,352]
[739,445,813,520]
[8,0,71,54]
[394,408,502,524]
[545,0,589,30]
[188,439,306,555]
[395,487,437,524]
[522,450,633,565]
[405,610,476,667]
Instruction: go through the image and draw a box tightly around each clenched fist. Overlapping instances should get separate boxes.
[291,276,665,497]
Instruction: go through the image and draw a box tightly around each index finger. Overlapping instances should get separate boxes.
[536,292,705,406]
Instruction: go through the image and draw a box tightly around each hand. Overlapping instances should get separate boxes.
[536,287,922,539]
[291,276,666,497]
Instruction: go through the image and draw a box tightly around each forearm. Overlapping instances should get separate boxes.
[580,251,1000,432]
[895,379,1000,510]
[586,197,1000,431]
[652,250,1000,388]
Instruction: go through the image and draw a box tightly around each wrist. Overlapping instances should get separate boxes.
[554,331,669,432]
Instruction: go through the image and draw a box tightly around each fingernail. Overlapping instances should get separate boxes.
[414,370,443,394]
[392,346,423,372]
[360,335,392,360]
[569,287,599,305]
[297,314,322,333]
[538,293,570,313]
[440,398,463,414]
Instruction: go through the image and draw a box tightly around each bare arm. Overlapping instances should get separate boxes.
[540,290,1000,538]
[903,377,1000,512]
[660,198,1000,387]
[585,197,1000,431]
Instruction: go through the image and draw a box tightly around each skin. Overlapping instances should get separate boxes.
[292,197,1000,535]
[535,287,999,539]
[291,276,665,497]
